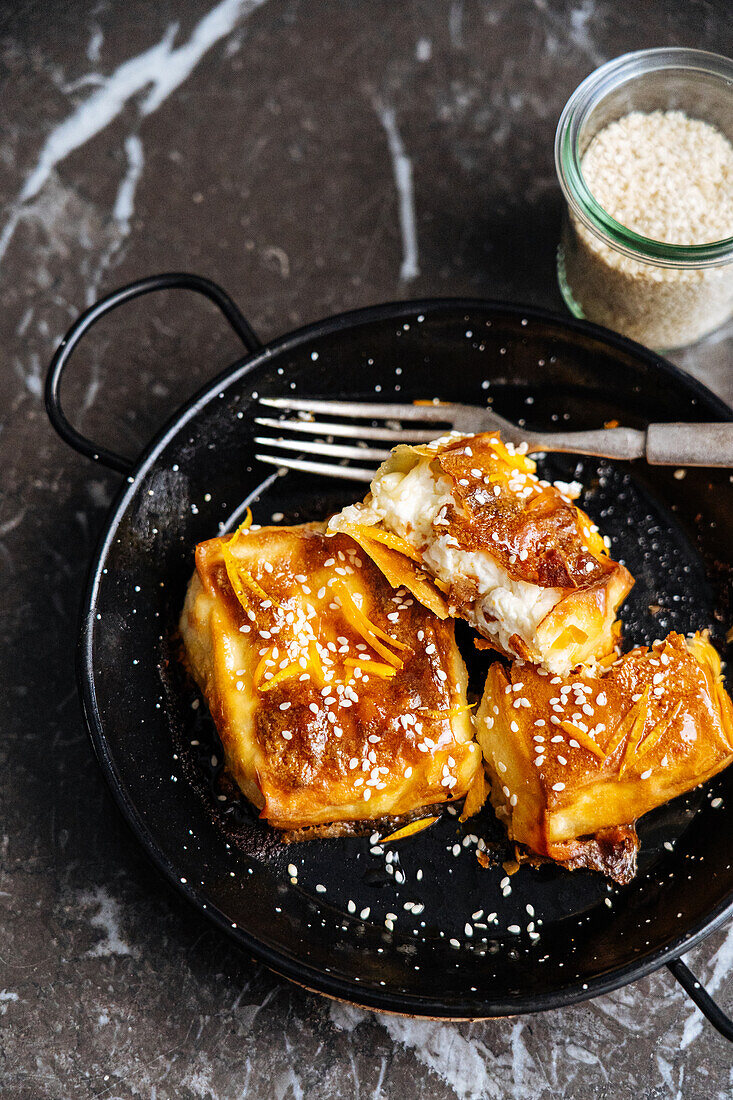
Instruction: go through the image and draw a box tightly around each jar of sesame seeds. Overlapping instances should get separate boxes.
[555,49,733,350]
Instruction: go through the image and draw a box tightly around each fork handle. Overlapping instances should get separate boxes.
[534,423,733,467]
[645,422,733,467]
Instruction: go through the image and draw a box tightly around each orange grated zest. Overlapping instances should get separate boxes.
[620,687,651,775]
[560,721,606,760]
[338,584,410,650]
[307,640,329,690]
[239,569,279,606]
[222,539,281,610]
[222,542,252,613]
[346,524,422,564]
[603,703,639,758]
[335,583,407,667]
[635,700,684,761]
[342,657,397,678]
[253,648,274,688]
[229,508,253,540]
[380,816,439,843]
[258,662,302,692]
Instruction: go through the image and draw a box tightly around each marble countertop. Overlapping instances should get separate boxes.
[2,1,732,1097]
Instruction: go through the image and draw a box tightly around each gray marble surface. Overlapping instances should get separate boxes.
[1,1,732,1096]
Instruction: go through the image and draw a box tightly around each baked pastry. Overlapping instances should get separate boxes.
[180,520,481,831]
[475,632,733,882]
[330,432,633,675]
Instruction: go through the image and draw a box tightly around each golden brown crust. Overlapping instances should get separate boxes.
[331,432,634,673]
[435,435,614,587]
[180,523,481,829]
[476,632,733,882]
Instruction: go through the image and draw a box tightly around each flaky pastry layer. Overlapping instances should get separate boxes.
[330,432,633,675]
[475,631,733,882]
[180,522,481,829]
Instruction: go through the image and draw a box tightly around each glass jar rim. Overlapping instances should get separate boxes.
[555,48,733,269]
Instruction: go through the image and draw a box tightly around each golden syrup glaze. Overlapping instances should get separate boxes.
[333,432,634,673]
[476,632,733,881]
[182,524,480,829]
[433,433,625,589]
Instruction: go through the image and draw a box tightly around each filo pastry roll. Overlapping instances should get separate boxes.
[331,432,633,676]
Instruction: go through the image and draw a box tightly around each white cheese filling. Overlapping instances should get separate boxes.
[340,461,563,661]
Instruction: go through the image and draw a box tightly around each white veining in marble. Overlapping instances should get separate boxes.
[0,990,20,1015]
[84,132,145,306]
[415,37,433,63]
[85,22,104,64]
[449,0,465,50]
[568,1,605,67]
[77,885,140,958]
[0,0,268,270]
[113,134,144,230]
[373,99,420,283]
[331,1002,554,1100]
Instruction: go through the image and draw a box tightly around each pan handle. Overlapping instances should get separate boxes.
[45,272,262,475]
[666,957,733,1041]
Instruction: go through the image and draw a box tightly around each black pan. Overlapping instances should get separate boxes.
[45,272,733,1035]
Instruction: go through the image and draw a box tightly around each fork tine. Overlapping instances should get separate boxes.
[254,416,439,443]
[259,397,454,422]
[255,436,391,462]
[256,453,375,482]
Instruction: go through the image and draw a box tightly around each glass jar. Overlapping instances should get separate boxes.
[555,48,733,350]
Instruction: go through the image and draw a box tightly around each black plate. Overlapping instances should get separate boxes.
[62,289,733,1020]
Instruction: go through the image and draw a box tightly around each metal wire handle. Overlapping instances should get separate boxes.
[45,272,262,474]
[667,957,733,1041]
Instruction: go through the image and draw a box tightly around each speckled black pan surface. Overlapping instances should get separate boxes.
[80,299,733,1018]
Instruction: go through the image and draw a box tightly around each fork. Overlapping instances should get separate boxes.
[254,398,733,482]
